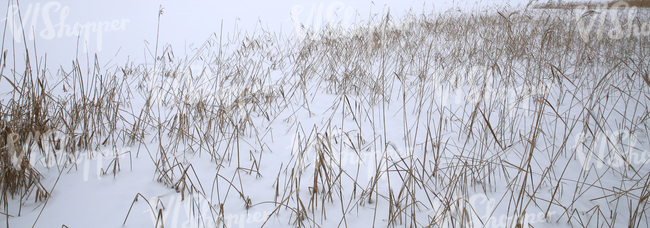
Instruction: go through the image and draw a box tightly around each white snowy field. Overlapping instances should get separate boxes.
[1,0,650,227]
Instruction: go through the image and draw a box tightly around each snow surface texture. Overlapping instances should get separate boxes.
[1,0,649,227]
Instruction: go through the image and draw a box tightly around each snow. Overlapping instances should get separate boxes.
[1,0,648,228]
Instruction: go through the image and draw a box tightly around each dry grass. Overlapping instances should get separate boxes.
[2,1,650,228]
[533,0,650,9]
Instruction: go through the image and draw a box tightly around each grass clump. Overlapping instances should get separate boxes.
[3,1,650,228]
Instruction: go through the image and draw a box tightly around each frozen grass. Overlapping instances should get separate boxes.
[1,2,650,228]
[534,0,650,9]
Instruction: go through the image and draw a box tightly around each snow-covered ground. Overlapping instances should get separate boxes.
[2,0,649,228]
